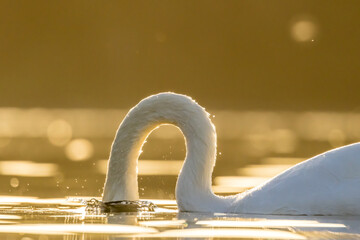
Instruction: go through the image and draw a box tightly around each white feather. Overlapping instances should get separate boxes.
[102,92,360,215]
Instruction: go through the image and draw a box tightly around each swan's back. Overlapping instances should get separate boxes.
[232,143,360,215]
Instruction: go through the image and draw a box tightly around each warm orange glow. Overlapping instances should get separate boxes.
[0,161,58,177]
[212,185,247,194]
[0,4,357,239]
[150,124,183,139]
[290,19,318,42]
[214,176,269,189]
[0,138,11,148]
[0,224,158,234]
[65,139,94,161]
[237,164,293,177]
[0,196,83,206]
[0,214,21,220]
[142,199,176,205]
[9,177,20,188]
[262,157,306,165]
[271,129,298,154]
[97,159,183,175]
[139,220,186,227]
[328,129,346,148]
[47,119,72,146]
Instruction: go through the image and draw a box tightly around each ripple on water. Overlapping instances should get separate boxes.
[0,198,359,239]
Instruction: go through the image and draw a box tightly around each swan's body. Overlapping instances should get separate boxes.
[103,93,360,215]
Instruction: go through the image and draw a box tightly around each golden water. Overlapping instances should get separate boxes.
[0,108,360,238]
[0,197,359,239]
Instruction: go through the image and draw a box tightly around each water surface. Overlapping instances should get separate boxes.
[1,108,360,238]
[0,197,359,239]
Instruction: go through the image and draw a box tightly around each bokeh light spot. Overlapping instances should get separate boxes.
[47,119,72,146]
[10,178,19,188]
[65,139,94,161]
[291,19,317,42]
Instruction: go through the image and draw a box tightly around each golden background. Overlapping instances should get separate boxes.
[1,1,359,110]
[0,1,359,199]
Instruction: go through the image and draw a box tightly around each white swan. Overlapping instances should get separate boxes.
[102,92,360,215]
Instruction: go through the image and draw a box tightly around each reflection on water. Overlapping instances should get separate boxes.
[143,228,305,239]
[0,161,58,177]
[0,224,158,235]
[1,108,360,238]
[197,220,346,228]
[0,198,359,239]
[1,108,360,199]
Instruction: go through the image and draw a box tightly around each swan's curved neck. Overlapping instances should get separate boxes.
[102,93,232,212]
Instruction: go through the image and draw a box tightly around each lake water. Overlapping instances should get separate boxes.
[0,197,360,239]
[0,108,360,238]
